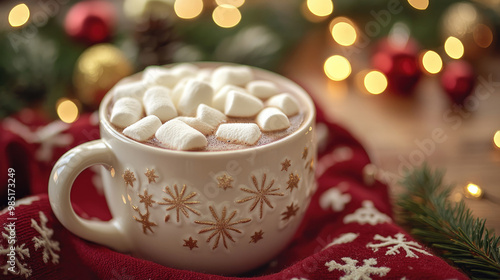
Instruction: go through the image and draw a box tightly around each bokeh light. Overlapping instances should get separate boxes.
[465,183,483,199]
[331,21,357,46]
[364,71,388,95]
[444,36,465,59]
[421,50,443,74]
[324,55,351,81]
[307,0,333,17]
[56,99,79,124]
[473,24,494,48]
[407,0,429,10]
[213,4,241,28]
[174,0,203,19]
[493,130,500,149]
[216,0,245,8]
[8,3,30,27]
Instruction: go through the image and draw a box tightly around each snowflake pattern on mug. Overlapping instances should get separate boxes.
[158,184,200,223]
[195,206,251,250]
[237,174,284,219]
[121,132,315,251]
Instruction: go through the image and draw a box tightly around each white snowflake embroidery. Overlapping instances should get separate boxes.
[0,226,32,278]
[367,233,432,258]
[319,186,351,212]
[111,267,136,280]
[316,146,354,176]
[343,201,391,225]
[290,278,309,280]
[3,118,73,162]
[325,257,390,280]
[323,233,359,251]
[31,211,60,264]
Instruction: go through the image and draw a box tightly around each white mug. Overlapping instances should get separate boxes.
[49,63,317,275]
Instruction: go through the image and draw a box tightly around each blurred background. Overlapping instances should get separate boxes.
[1,0,500,231]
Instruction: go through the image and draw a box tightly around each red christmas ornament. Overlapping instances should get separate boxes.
[64,1,116,45]
[440,60,475,105]
[372,38,422,95]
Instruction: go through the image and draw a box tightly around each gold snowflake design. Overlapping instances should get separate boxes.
[236,174,284,219]
[183,237,198,250]
[138,189,156,209]
[195,206,251,250]
[144,168,159,184]
[286,173,300,192]
[132,205,157,234]
[122,169,136,187]
[250,230,264,243]
[305,158,314,174]
[281,159,291,172]
[302,147,308,159]
[281,202,300,221]
[217,174,233,190]
[158,184,201,223]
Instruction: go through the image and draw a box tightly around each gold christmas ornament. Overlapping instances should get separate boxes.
[73,44,133,108]
[440,2,494,60]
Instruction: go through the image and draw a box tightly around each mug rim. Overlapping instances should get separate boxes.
[99,61,316,157]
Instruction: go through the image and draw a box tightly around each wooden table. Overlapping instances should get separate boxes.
[282,30,500,232]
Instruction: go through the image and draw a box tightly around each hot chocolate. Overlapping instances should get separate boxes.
[107,63,308,151]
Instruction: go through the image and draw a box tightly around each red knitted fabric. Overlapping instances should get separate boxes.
[0,104,468,280]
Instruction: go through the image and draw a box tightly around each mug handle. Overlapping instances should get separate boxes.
[49,139,130,252]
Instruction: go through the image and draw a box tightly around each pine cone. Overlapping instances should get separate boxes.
[134,17,177,70]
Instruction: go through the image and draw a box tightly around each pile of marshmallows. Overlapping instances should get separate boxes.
[109,63,300,151]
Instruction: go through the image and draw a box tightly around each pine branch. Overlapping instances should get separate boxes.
[397,165,500,280]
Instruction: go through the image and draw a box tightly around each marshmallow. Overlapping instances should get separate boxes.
[110,97,143,128]
[123,115,162,141]
[171,78,190,105]
[177,80,214,116]
[171,63,199,79]
[112,81,148,102]
[143,66,178,88]
[212,85,247,112]
[247,80,279,99]
[256,107,290,131]
[196,104,226,127]
[175,116,215,135]
[216,123,261,146]
[224,91,264,117]
[155,119,208,150]
[267,93,300,116]
[143,86,177,122]
[196,68,212,83]
[211,65,254,91]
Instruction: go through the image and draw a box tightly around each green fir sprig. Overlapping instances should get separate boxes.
[397,165,500,280]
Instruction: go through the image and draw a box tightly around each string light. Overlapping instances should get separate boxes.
[364,71,387,95]
[56,99,79,124]
[421,50,443,74]
[306,0,333,17]
[473,24,494,48]
[407,0,429,10]
[8,3,30,27]
[444,36,464,59]
[464,183,483,199]
[493,130,500,149]
[213,4,241,28]
[174,0,203,19]
[216,0,244,8]
[331,20,357,46]
[324,55,351,81]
